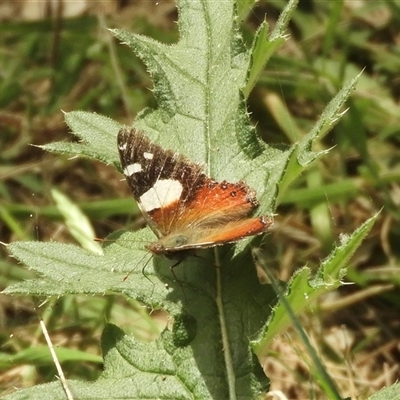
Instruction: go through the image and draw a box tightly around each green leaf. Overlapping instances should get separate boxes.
[0,324,266,399]
[38,1,357,216]
[41,111,121,167]
[0,346,102,369]
[51,189,103,254]
[4,232,273,398]
[4,231,162,305]
[244,0,298,97]
[274,72,361,206]
[368,383,400,400]
[236,0,257,21]
[251,212,379,357]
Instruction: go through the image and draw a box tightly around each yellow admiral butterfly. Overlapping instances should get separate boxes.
[117,127,272,256]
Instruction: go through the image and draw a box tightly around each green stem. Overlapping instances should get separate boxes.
[215,248,237,400]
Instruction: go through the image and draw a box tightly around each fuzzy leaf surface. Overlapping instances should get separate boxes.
[5,232,273,399]
[251,212,379,358]
[368,383,400,400]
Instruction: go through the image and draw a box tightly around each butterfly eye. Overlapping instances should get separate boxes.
[173,235,188,247]
[159,234,189,252]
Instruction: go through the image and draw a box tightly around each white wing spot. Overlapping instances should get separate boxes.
[140,179,183,212]
[124,163,142,176]
[118,143,127,151]
[144,152,154,160]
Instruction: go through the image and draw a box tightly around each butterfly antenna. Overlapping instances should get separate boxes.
[123,251,152,282]
[140,254,157,288]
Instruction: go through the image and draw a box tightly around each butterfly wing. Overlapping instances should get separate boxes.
[118,127,272,254]
[146,180,272,254]
[118,127,207,237]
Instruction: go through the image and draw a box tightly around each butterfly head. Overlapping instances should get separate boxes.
[146,234,190,255]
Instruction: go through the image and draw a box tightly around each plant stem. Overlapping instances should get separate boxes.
[215,248,237,400]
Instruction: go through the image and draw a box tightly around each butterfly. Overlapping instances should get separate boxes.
[117,127,272,257]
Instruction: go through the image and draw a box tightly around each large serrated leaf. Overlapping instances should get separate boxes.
[5,231,274,398]
[41,111,121,167]
[2,324,267,399]
[39,1,357,215]
[251,212,379,358]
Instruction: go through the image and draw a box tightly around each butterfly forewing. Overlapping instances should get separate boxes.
[118,127,206,235]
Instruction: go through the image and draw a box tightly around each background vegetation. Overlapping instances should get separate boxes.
[1,0,399,398]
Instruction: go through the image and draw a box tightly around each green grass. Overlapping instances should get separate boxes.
[1,1,400,399]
